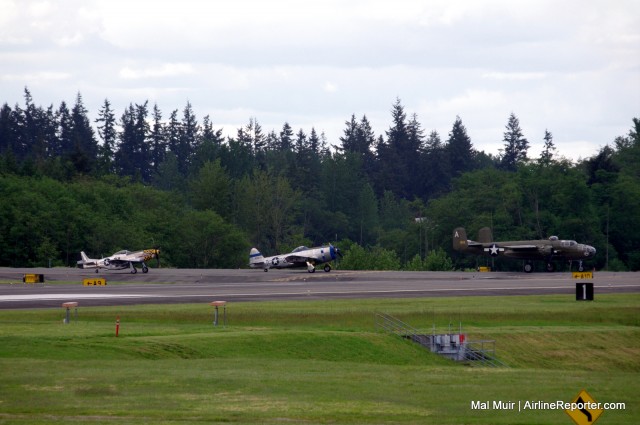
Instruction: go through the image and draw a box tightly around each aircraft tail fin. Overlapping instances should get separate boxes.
[453,227,468,251]
[249,248,265,268]
[77,251,97,268]
[478,227,493,244]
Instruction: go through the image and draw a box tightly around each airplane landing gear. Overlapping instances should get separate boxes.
[142,264,149,273]
[546,262,555,272]
[307,261,316,273]
[129,262,137,274]
[578,260,585,272]
[324,264,332,272]
[524,262,533,273]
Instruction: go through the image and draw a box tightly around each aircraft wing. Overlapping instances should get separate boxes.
[283,255,314,264]
[502,245,538,251]
[105,258,130,266]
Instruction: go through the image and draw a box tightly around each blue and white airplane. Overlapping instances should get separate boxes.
[249,244,342,273]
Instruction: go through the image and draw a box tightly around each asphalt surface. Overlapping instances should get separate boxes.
[0,267,638,309]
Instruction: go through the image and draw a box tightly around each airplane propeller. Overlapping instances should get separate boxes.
[330,244,343,258]
[154,247,161,268]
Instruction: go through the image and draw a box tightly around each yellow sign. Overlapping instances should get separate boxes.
[565,390,604,425]
[478,266,491,272]
[572,271,593,280]
[23,274,44,283]
[83,278,107,286]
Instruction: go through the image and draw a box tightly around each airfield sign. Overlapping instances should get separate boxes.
[83,278,107,286]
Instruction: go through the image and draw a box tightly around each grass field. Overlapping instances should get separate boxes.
[0,294,638,424]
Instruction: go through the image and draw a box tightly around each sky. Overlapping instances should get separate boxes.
[1,0,639,161]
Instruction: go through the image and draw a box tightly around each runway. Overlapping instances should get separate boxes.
[0,267,638,309]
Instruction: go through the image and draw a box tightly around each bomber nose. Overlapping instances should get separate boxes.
[585,245,596,257]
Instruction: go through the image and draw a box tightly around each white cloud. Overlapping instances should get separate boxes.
[482,72,547,81]
[0,0,638,162]
[1,71,70,82]
[119,63,196,80]
[323,82,338,93]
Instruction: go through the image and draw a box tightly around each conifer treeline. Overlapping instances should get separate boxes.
[1,89,527,196]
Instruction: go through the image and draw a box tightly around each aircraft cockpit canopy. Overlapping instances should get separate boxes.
[560,240,578,247]
[113,250,131,255]
[291,246,309,253]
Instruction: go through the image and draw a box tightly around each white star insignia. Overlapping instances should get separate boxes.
[485,244,504,257]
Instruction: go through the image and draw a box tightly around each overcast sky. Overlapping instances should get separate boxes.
[1,0,638,160]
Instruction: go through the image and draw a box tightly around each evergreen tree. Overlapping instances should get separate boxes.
[500,112,529,171]
[264,130,279,152]
[539,129,556,166]
[446,116,475,178]
[21,88,48,163]
[69,92,98,174]
[166,109,182,171]
[224,134,253,179]
[338,114,377,180]
[420,130,451,198]
[245,117,265,169]
[193,114,224,170]
[95,99,116,174]
[134,102,151,181]
[41,105,58,163]
[339,114,359,153]
[357,115,377,178]
[56,101,74,158]
[149,103,166,175]
[279,122,294,151]
[270,122,295,179]
[292,128,322,193]
[406,112,425,193]
[0,103,14,155]
[179,101,198,175]
[114,102,150,181]
[376,99,409,196]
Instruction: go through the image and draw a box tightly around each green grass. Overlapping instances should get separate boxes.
[0,295,638,424]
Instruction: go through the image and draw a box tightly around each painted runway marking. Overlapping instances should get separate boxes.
[4,284,638,303]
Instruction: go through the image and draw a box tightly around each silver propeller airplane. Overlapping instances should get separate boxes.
[249,244,342,273]
[453,227,596,272]
[77,248,160,274]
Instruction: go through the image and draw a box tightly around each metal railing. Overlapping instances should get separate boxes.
[375,312,507,367]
